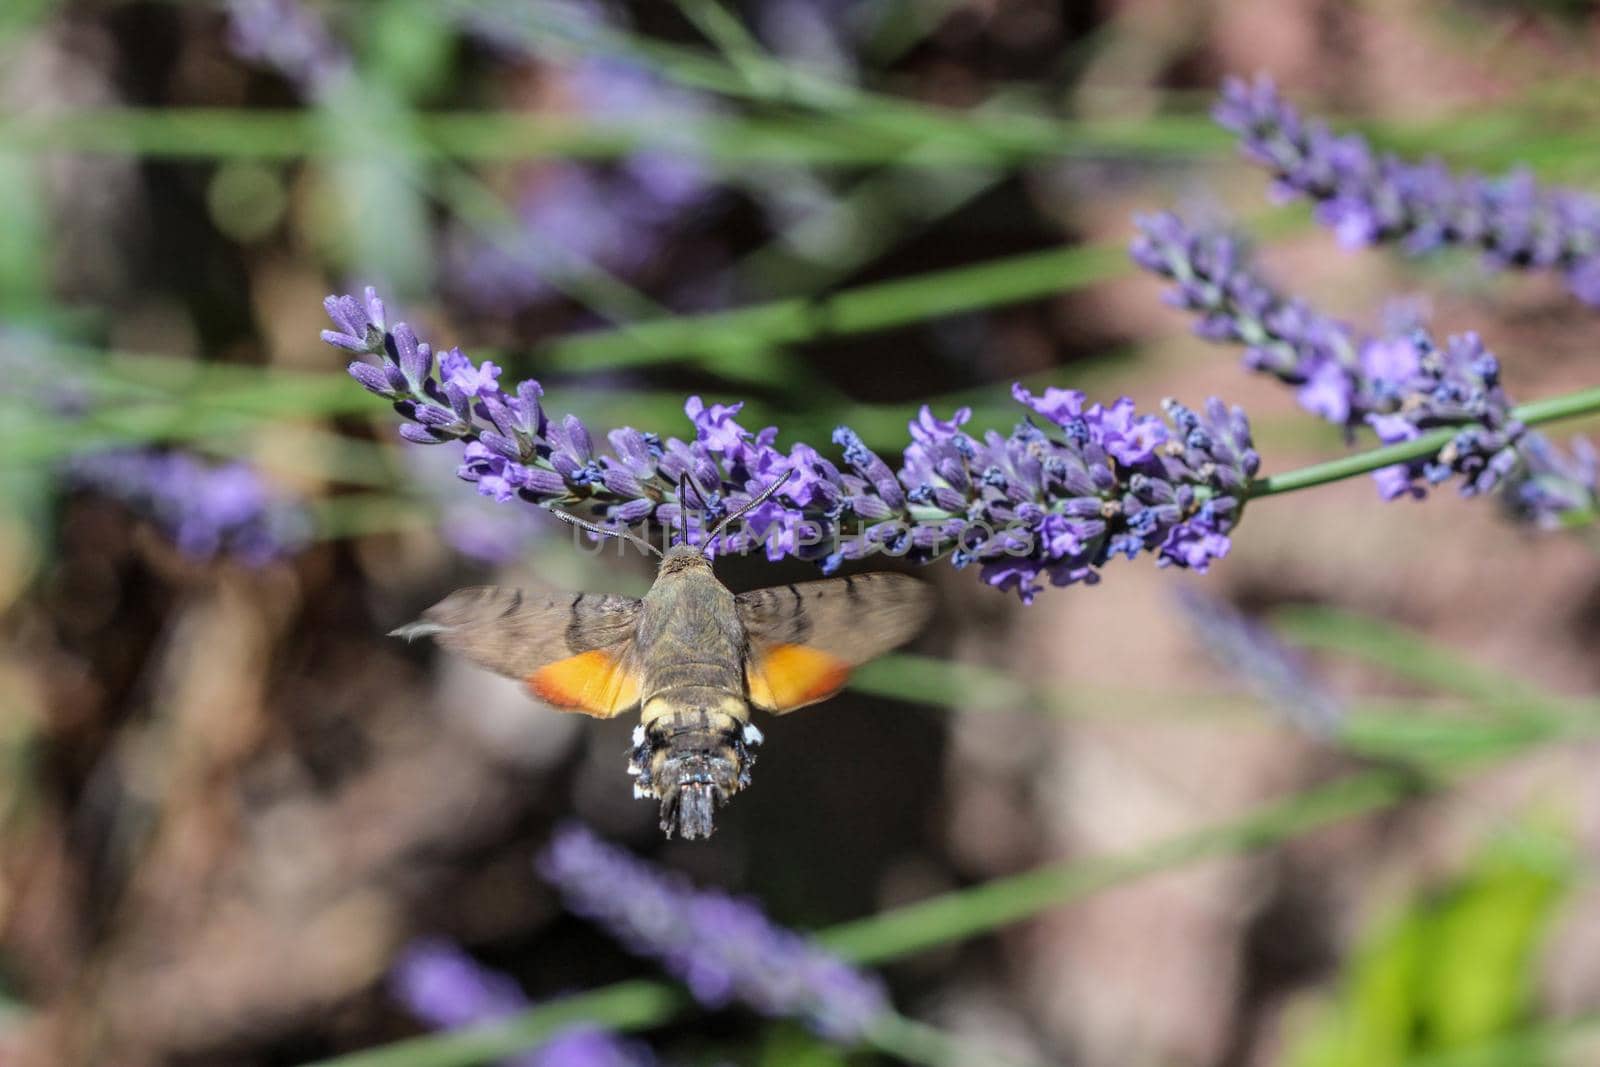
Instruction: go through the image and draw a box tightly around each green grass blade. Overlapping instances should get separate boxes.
[0,151,48,317]
[304,981,687,1067]
[732,153,1003,295]
[538,205,1302,371]
[0,107,1224,165]
[316,79,435,292]
[540,241,1126,370]
[852,653,1274,722]
[292,685,1592,1067]
[672,0,779,96]
[0,0,52,46]
[294,763,1441,1067]
[819,768,1420,964]
[866,1012,1048,1067]
[1272,605,1564,706]
[1399,1016,1600,1067]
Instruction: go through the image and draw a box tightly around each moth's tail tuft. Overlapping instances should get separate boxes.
[661,782,720,840]
[629,717,761,841]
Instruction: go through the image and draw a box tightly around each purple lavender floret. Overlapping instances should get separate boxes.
[392,939,655,1067]
[63,449,310,566]
[1173,588,1343,738]
[1215,74,1600,304]
[537,824,888,1043]
[1359,331,1526,502]
[322,288,389,355]
[1131,211,1599,516]
[964,388,1258,603]
[324,288,1260,601]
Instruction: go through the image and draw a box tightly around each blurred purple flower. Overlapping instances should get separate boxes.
[1502,432,1600,529]
[1131,211,1598,517]
[754,0,860,78]
[1215,74,1600,305]
[445,46,717,316]
[446,165,643,312]
[407,443,545,564]
[1173,588,1343,738]
[458,0,614,54]
[224,0,351,96]
[392,939,655,1067]
[324,288,1260,601]
[393,939,530,1032]
[2,330,94,416]
[537,824,888,1043]
[63,449,310,566]
[533,1030,656,1067]
[9,337,309,567]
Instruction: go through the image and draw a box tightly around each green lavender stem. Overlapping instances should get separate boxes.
[1248,385,1600,499]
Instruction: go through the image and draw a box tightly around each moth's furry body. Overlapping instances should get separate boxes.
[629,548,758,839]
[636,549,747,728]
[394,542,931,840]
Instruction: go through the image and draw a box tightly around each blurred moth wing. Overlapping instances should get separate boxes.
[394,558,932,838]
[390,586,644,717]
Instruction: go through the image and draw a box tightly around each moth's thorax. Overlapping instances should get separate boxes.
[636,561,745,706]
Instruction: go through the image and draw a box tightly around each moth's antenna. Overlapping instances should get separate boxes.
[704,469,794,557]
[547,506,663,559]
[676,473,697,548]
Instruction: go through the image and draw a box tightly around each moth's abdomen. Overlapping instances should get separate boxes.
[629,697,760,841]
[643,659,747,699]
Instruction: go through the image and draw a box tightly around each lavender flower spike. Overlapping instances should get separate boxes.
[1503,432,1600,530]
[538,824,888,1043]
[391,938,655,1067]
[1131,211,1600,518]
[1173,588,1343,738]
[325,288,1261,601]
[1215,74,1600,305]
[64,448,310,565]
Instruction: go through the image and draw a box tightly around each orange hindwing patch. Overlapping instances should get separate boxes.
[745,644,850,714]
[527,649,640,718]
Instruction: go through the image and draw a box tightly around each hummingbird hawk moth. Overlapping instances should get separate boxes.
[392,473,932,839]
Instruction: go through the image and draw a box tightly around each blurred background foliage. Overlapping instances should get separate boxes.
[3,0,1600,1065]
[1286,835,1570,1067]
